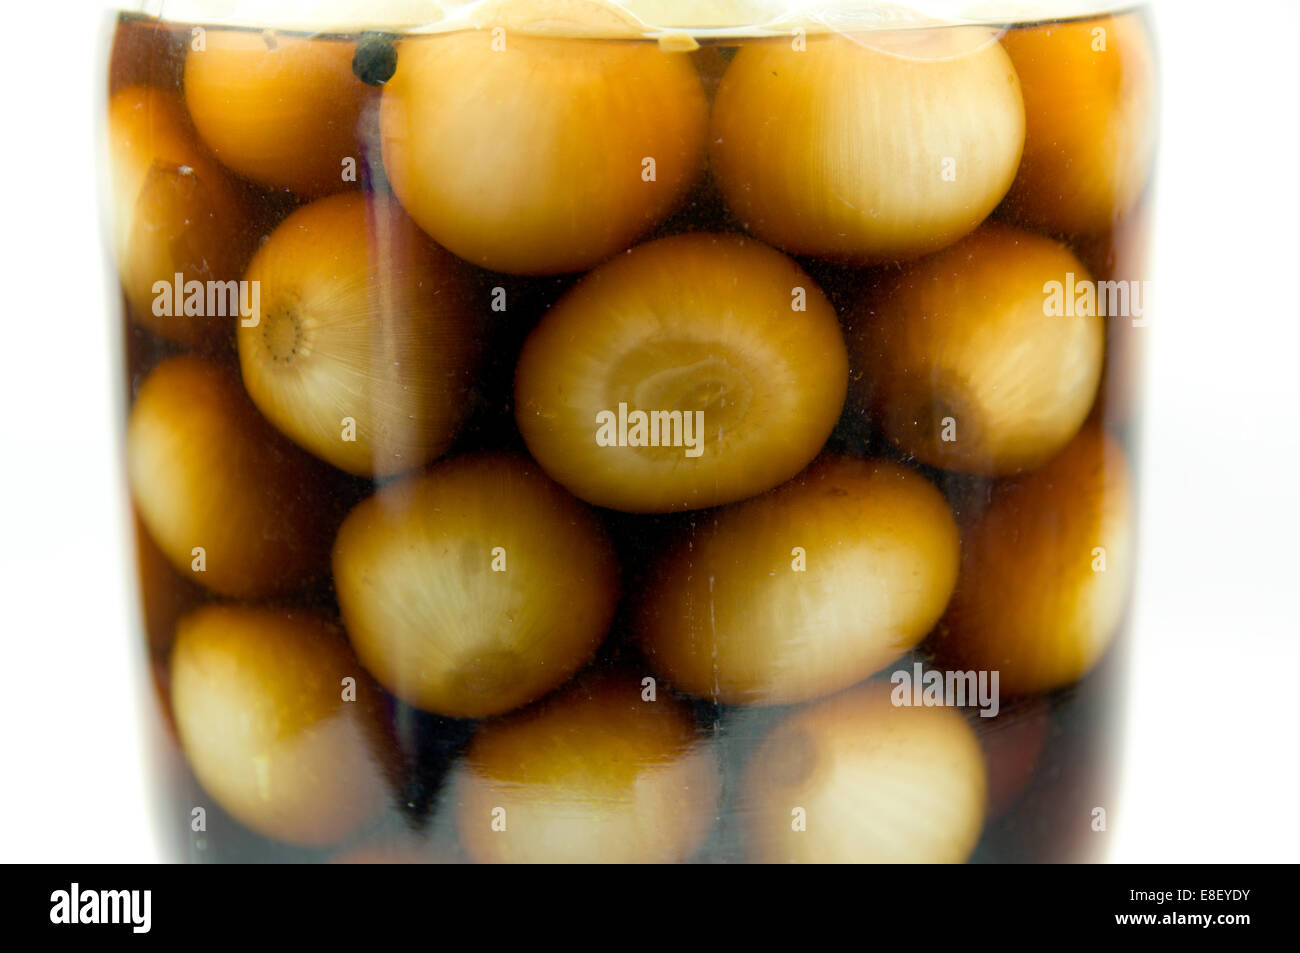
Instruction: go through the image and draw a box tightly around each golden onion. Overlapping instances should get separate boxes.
[848,222,1104,475]
[127,355,338,599]
[931,426,1135,694]
[333,453,620,718]
[514,233,848,512]
[1000,13,1158,236]
[379,31,708,274]
[238,192,483,478]
[452,673,720,863]
[637,455,959,706]
[184,30,372,197]
[709,28,1024,263]
[170,605,390,846]
[743,681,986,863]
[107,86,255,347]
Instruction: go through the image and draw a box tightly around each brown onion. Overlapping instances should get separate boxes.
[238,192,482,477]
[744,681,986,862]
[637,455,959,706]
[169,605,389,846]
[710,28,1024,263]
[1000,13,1157,235]
[126,355,338,599]
[184,31,372,197]
[515,233,848,512]
[107,86,255,347]
[848,222,1104,476]
[380,30,708,274]
[452,673,720,863]
[931,426,1135,694]
[333,453,619,717]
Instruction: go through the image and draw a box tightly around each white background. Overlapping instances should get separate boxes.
[0,0,1296,863]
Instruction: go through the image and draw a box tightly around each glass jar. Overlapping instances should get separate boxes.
[104,0,1156,863]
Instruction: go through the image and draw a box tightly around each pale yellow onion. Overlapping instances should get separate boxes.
[931,426,1135,694]
[710,28,1024,263]
[184,31,373,197]
[514,233,848,512]
[333,453,620,718]
[744,681,986,863]
[127,355,339,599]
[848,222,1104,476]
[379,31,708,274]
[238,192,483,478]
[107,86,255,347]
[452,674,720,863]
[170,605,390,847]
[637,455,959,706]
[1000,13,1157,236]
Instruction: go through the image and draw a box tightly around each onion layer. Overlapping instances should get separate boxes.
[379,31,708,274]
[637,455,959,706]
[849,222,1104,476]
[515,233,848,512]
[169,605,389,847]
[333,453,620,718]
[709,29,1024,263]
[452,674,720,863]
[238,192,483,477]
[744,682,986,863]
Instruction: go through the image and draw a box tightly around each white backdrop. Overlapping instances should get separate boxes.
[0,0,1295,863]
[1114,0,1300,861]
